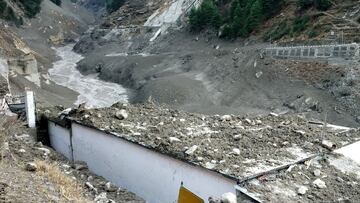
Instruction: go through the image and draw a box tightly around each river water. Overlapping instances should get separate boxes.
[49,44,128,108]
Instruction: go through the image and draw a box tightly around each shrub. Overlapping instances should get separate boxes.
[314,0,331,11]
[297,0,331,11]
[106,0,125,13]
[263,20,290,41]
[50,0,62,6]
[293,15,310,33]
[17,0,43,18]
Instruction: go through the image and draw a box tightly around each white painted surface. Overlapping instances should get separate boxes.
[71,123,236,203]
[145,0,202,27]
[48,121,73,160]
[49,44,128,108]
[335,141,360,165]
[25,91,36,128]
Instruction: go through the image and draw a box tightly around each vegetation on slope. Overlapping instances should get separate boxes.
[106,0,125,13]
[50,0,62,6]
[189,0,332,39]
[0,0,22,25]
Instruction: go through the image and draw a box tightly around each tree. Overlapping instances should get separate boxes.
[17,0,43,18]
[314,0,331,11]
[106,0,125,13]
[246,0,263,32]
[50,0,62,6]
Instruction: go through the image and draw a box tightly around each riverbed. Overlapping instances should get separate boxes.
[49,44,128,108]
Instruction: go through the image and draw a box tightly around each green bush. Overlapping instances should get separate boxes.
[17,0,43,18]
[263,20,290,41]
[297,0,331,11]
[314,0,331,11]
[0,0,6,12]
[106,0,125,13]
[293,15,310,33]
[50,0,62,6]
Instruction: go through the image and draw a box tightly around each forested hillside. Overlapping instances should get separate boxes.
[189,0,335,40]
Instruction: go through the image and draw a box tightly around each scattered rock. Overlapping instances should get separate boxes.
[105,182,117,192]
[73,162,88,170]
[297,186,308,195]
[185,145,198,155]
[255,71,263,78]
[169,137,181,143]
[232,148,240,156]
[313,179,326,189]
[37,147,51,155]
[205,162,217,170]
[233,134,242,141]
[313,169,321,177]
[321,140,336,150]
[221,192,236,203]
[18,149,26,153]
[221,115,232,121]
[85,182,97,193]
[269,112,279,117]
[115,109,128,120]
[25,162,37,172]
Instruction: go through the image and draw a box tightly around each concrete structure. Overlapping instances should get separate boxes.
[265,43,360,60]
[25,91,35,128]
[8,53,38,75]
[48,120,239,203]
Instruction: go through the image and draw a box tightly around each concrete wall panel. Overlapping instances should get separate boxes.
[48,121,72,160]
[71,123,236,203]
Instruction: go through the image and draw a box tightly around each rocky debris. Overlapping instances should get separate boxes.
[297,186,308,195]
[313,169,321,177]
[94,192,115,203]
[25,162,37,172]
[85,182,98,193]
[321,140,337,150]
[36,147,51,155]
[169,137,181,143]
[255,71,263,78]
[220,192,236,203]
[115,109,128,120]
[41,102,360,180]
[105,182,117,192]
[232,148,240,156]
[312,179,326,189]
[73,162,88,171]
[185,145,198,155]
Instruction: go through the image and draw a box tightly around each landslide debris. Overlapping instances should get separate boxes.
[42,102,360,180]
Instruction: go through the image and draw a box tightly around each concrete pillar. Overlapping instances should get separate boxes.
[25,91,36,128]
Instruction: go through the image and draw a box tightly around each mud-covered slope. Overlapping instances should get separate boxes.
[74,27,360,127]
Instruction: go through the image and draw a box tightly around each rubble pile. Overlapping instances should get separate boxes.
[43,102,360,180]
[0,117,144,203]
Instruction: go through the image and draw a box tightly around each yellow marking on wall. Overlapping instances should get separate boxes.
[178,186,204,203]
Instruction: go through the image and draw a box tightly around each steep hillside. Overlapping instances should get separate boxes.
[188,0,360,43]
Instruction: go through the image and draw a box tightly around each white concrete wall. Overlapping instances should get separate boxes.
[71,123,236,203]
[48,121,73,160]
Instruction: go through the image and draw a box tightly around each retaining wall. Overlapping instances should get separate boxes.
[265,44,360,60]
[48,120,237,203]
